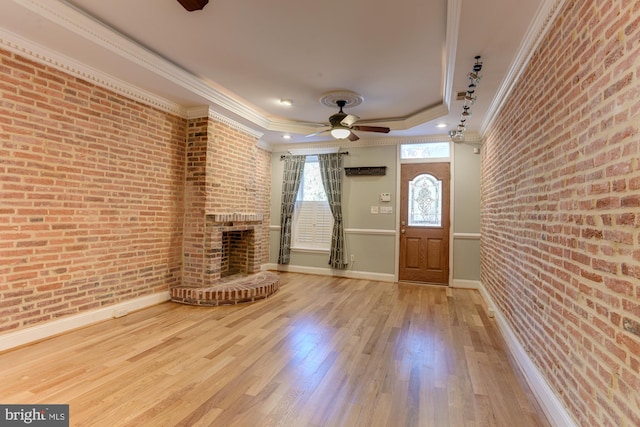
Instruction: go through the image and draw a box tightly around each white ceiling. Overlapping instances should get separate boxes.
[0,0,557,146]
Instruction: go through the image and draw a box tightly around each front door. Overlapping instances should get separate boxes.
[399,163,450,284]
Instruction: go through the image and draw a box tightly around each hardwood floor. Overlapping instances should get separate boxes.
[0,273,549,427]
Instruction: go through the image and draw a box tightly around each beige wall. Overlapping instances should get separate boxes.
[453,142,481,281]
[270,143,482,281]
[270,146,397,275]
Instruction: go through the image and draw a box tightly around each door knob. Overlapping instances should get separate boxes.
[401,229,406,234]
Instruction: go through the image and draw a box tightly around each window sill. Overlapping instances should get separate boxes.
[291,247,330,254]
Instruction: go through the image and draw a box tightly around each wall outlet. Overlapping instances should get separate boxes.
[350,254,355,262]
[113,309,129,318]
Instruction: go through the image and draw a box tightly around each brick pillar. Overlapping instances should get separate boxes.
[182,117,209,287]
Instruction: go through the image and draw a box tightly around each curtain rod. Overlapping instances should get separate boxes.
[280,151,349,160]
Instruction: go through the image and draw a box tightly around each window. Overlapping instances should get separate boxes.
[400,142,450,160]
[292,156,333,251]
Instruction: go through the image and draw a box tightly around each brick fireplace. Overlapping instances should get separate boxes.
[170,113,278,306]
[205,213,262,281]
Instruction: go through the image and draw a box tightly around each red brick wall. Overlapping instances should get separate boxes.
[182,118,208,286]
[0,48,186,333]
[182,116,271,286]
[482,1,640,425]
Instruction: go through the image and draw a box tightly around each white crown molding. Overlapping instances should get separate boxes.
[257,139,272,152]
[270,134,455,153]
[0,27,187,117]
[443,0,463,110]
[5,0,456,137]
[208,110,264,139]
[186,106,211,120]
[481,0,567,135]
[184,106,264,139]
[10,0,270,126]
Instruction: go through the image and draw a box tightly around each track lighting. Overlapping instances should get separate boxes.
[450,56,483,142]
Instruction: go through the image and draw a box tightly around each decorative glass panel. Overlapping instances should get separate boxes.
[408,174,442,227]
[400,142,450,159]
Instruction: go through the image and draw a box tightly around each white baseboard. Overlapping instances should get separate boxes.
[478,284,577,427]
[451,279,480,289]
[264,263,396,282]
[0,292,170,353]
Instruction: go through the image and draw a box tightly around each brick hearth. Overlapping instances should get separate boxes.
[170,271,279,306]
[174,212,277,306]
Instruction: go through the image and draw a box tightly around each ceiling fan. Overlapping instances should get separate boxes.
[308,100,390,141]
[177,0,208,11]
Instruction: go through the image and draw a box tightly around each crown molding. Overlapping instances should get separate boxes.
[184,106,264,139]
[443,0,463,110]
[0,27,265,142]
[5,0,458,137]
[208,110,264,139]
[256,140,272,152]
[10,0,270,126]
[5,0,510,141]
[480,0,567,135]
[186,106,211,120]
[270,134,454,153]
[0,27,187,117]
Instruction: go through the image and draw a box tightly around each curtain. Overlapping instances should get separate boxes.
[318,153,348,269]
[278,155,306,264]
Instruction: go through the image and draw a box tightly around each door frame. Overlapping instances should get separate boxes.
[394,143,454,285]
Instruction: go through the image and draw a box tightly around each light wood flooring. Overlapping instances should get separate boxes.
[0,273,549,427]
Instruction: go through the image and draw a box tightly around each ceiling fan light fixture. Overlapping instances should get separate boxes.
[331,127,351,139]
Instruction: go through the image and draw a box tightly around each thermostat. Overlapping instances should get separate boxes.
[380,193,391,202]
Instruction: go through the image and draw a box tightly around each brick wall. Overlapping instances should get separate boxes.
[1,47,273,333]
[182,116,271,287]
[0,48,187,333]
[482,1,640,425]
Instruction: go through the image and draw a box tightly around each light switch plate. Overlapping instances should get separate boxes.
[370,206,379,214]
[380,206,393,214]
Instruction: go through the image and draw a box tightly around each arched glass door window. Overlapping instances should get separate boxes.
[408,174,442,227]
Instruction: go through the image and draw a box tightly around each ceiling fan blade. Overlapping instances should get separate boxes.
[348,132,360,142]
[352,125,390,133]
[341,114,360,127]
[306,128,330,137]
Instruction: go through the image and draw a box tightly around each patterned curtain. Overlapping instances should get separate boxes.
[278,155,306,264]
[318,153,348,269]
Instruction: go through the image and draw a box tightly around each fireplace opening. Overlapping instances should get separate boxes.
[221,229,254,278]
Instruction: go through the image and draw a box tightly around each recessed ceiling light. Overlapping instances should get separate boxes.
[436,123,447,128]
[279,99,293,107]
[282,134,291,139]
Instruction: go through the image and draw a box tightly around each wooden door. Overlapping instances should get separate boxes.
[399,163,450,284]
